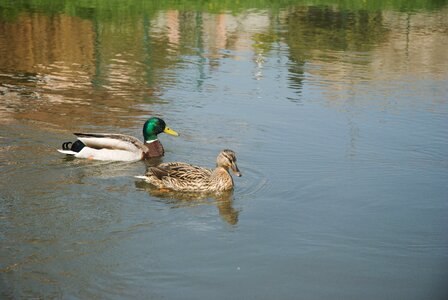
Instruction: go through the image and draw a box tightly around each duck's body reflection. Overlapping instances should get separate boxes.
[135,180,239,225]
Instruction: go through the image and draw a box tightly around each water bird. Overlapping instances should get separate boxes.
[135,149,242,192]
[58,117,178,161]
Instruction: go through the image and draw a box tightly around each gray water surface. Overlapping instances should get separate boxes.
[1,2,448,299]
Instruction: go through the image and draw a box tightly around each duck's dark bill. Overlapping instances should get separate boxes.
[231,163,242,177]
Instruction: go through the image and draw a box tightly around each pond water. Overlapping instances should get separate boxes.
[1,1,448,299]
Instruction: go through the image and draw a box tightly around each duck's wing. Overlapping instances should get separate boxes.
[150,162,212,181]
[74,133,145,152]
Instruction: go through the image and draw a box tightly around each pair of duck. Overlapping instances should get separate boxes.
[58,117,241,192]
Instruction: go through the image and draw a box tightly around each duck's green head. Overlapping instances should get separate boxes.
[143,117,179,142]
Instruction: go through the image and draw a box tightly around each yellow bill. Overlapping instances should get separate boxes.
[164,127,179,136]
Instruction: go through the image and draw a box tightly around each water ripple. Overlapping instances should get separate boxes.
[234,163,269,200]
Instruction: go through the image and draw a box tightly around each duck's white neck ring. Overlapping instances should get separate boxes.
[145,139,158,144]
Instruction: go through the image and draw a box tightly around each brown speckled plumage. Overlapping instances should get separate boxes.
[139,149,241,192]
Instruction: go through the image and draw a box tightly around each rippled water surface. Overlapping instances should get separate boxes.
[1,1,448,299]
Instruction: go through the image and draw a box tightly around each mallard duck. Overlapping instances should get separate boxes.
[135,149,242,192]
[57,117,179,161]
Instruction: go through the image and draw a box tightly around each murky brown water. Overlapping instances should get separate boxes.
[1,2,448,299]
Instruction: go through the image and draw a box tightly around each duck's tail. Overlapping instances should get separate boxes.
[58,140,85,155]
[62,141,73,150]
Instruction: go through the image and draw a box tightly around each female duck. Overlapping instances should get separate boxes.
[135,149,242,192]
[58,117,178,161]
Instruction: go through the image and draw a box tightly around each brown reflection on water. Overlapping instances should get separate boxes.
[0,10,274,129]
[280,6,448,106]
[0,12,180,128]
[1,7,447,130]
[280,6,390,96]
[370,10,448,80]
[0,13,158,130]
[0,13,94,73]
